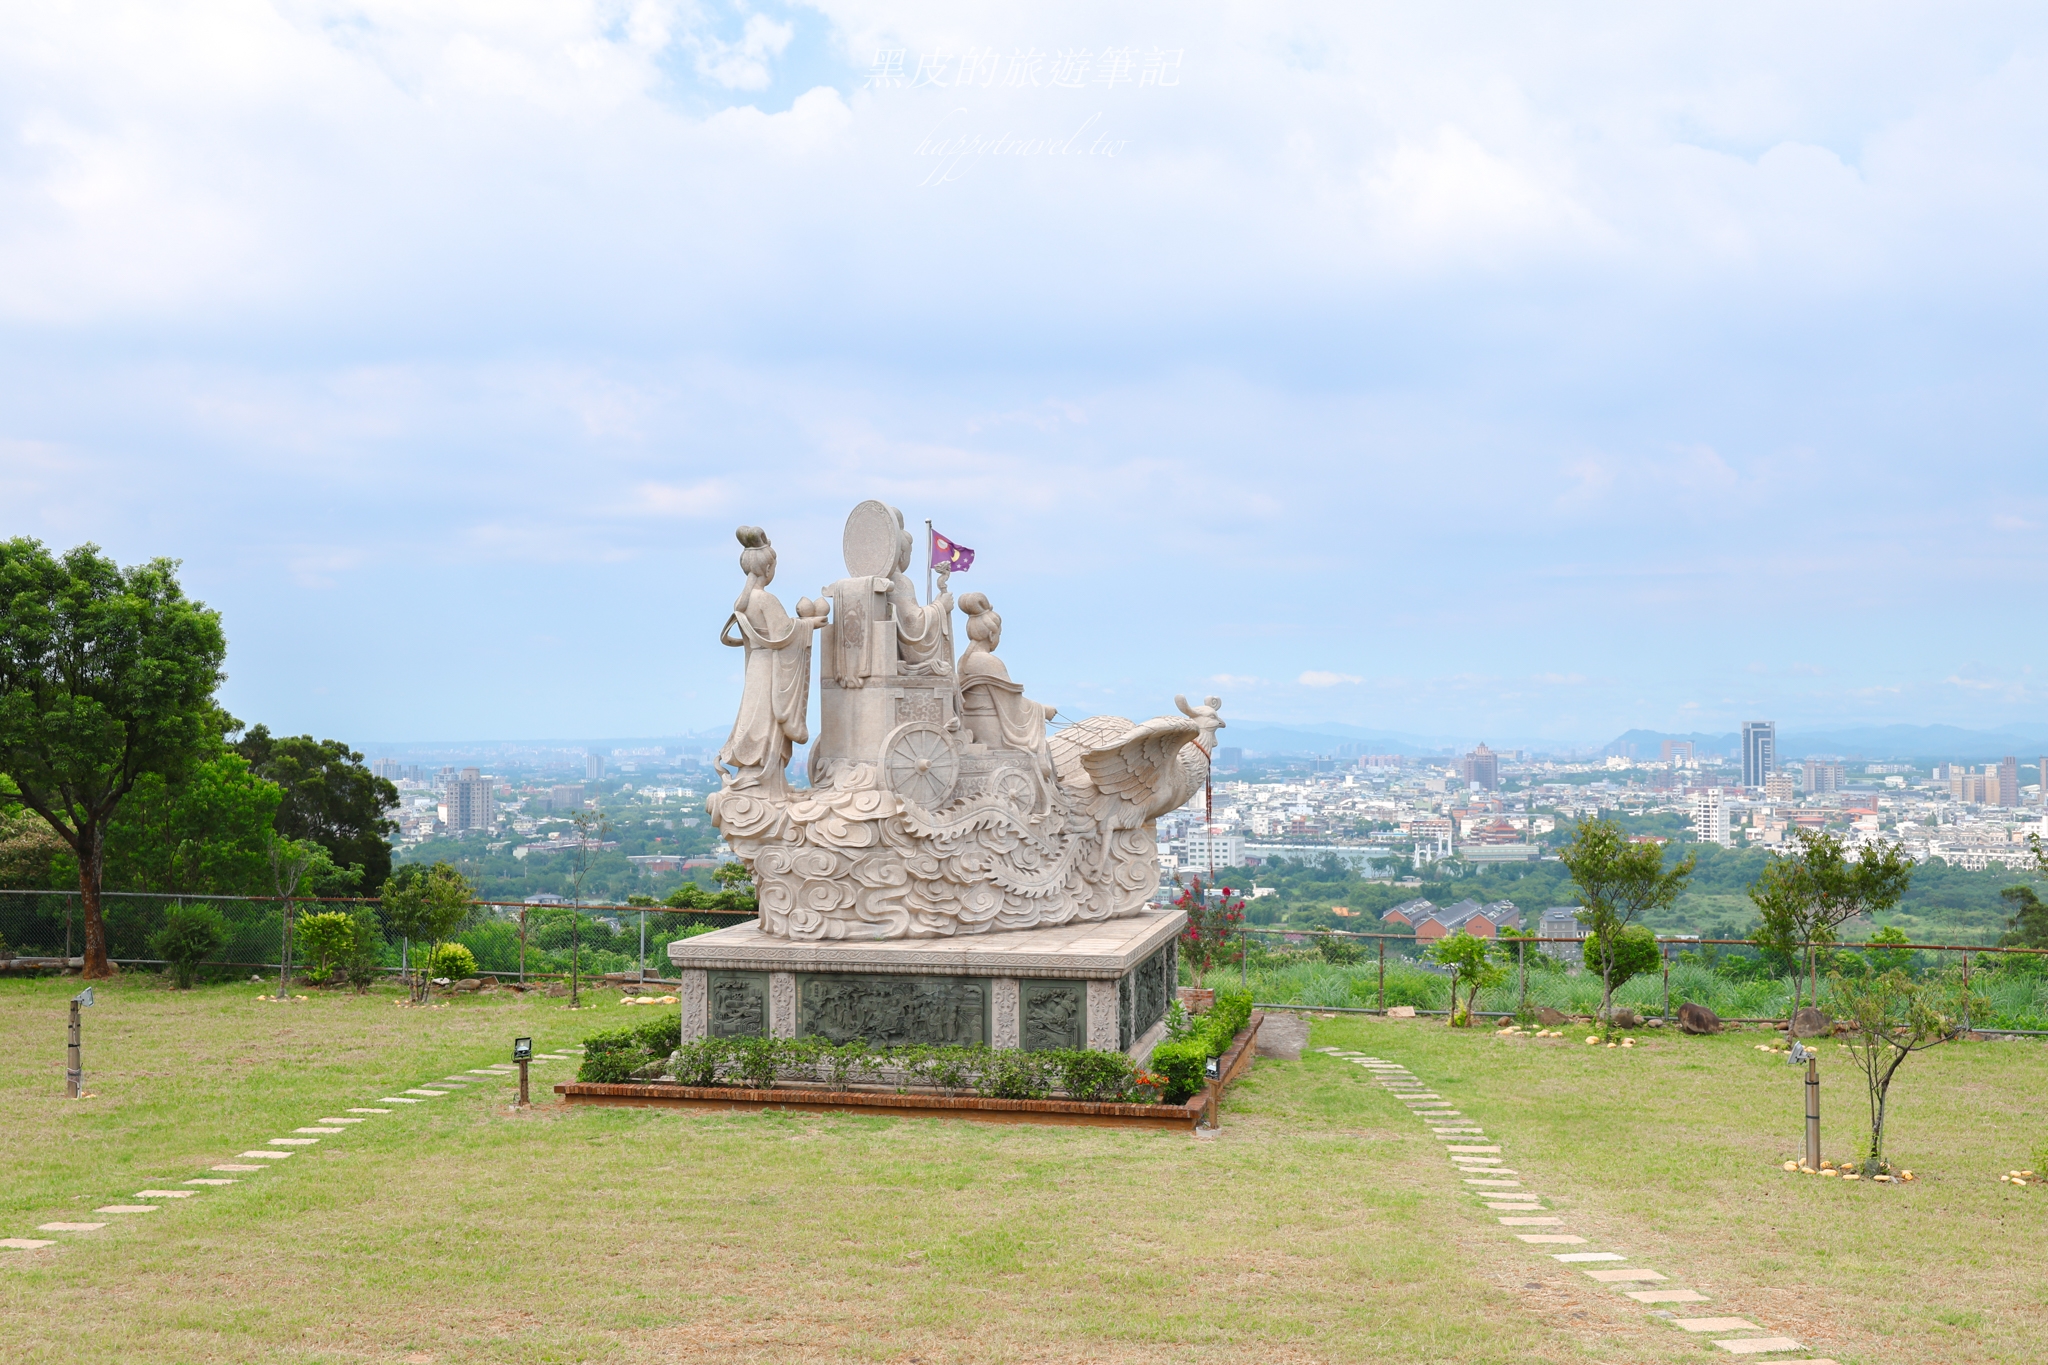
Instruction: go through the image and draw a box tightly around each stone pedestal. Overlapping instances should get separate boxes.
[669,908,1184,1060]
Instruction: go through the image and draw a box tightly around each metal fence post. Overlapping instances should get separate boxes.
[65,998,82,1098]
[1377,938,1386,1013]
[638,909,647,984]
[1805,1055,1821,1169]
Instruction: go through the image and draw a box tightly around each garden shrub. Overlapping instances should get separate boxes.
[294,911,358,986]
[426,942,478,980]
[1150,988,1254,1102]
[149,903,230,989]
[608,1031,1154,1103]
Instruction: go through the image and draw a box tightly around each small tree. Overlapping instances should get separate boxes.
[1750,831,1912,1007]
[1831,968,1978,1173]
[379,861,477,1003]
[1578,925,1662,995]
[294,910,359,986]
[265,831,318,999]
[1999,885,2048,950]
[149,902,229,988]
[339,906,386,994]
[1559,818,1695,1024]
[567,810,612,1008]
[1429,931,1507,1026]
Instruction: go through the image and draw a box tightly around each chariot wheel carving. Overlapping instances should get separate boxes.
[881,722,959,809]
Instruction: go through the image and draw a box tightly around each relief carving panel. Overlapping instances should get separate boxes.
[679,968,710,1042]
[708,970,767,1039]
[796,973,988,1047]
[1021,980,1086,1052]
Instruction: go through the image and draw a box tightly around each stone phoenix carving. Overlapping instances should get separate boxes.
[705,501,1224,942]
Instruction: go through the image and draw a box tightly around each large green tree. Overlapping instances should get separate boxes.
[0,541,226,977]
[100,751,282,896]
[234,725,399,890]
[1558,817,1695,1024]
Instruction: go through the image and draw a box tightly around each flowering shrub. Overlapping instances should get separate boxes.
[1178,878,1246,973]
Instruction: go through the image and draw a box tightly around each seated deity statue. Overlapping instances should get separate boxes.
[956,592,1055,767]
[886,512,953,675]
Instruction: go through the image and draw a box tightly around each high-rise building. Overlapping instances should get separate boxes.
[548,784,585,812]
[2039,757,2047,807]
[1459,743,1500,791]
[1691,788,1730,847]
[1763,771,1797,803]
[372,758,402,780]
[1803,760,1844,795]
[586,751,606,781]
[1741,721,1776,789]
[1997,756,2019,808]
[446,768,495,833]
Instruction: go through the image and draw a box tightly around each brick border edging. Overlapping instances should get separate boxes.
[552,1081,1203,1130]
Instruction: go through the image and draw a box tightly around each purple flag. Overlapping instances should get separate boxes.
[931,531,974,573]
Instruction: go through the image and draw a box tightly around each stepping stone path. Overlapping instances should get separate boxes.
[8,1044,565,1258]
[1318,1047,1826,1361]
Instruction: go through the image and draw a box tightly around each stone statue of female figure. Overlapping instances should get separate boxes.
[957,592,1055,772]
[887,510,953,675]
[717,527,827,793]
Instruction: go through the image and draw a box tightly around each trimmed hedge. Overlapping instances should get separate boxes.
[1149,989,1254,1103]
[579,1028,1160,1102]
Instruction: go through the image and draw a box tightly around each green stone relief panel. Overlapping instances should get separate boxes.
[708,970,768,1038]
[797,973,989,1047]
[1020,980,1086,1051]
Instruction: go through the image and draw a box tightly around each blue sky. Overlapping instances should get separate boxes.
[3,2,2045,749]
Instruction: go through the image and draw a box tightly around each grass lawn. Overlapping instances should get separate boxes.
[1,975,2042,1362]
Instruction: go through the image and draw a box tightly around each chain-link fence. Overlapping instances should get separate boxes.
[0,890,752,982]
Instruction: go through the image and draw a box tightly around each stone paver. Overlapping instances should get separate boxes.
[238,1151,292,1159]
[267,1138,318,1146]
[1,1238,55,1250]
[1585,1268,1665,1282]
[404,1089,447,1097]
[348,1107,392,1114]
[133,1190,194,1198]
[1516,1235,1586,1244]
[184,1179,236,1186]
[1461,1168,1517,1175]
[1446,1145,1500,1153]
[95,1205,159,1214]
[1672,1319,1763,1333]
[1486,1202,1544,1210]
[1712,1338,1803,1355]
[1626,1289,1711,1304]
[377,1097,422,1104]
[1464,1178,1522,1186]
[212,1164,264,1172]
[1499,1217,1562,1225]
[1555,1252,1625,1262]
[295,1127,345,1134]
[317,1118,365,1124]
[38,1223,106,1232]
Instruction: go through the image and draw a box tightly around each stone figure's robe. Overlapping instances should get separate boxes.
[959,651,1050,755]
[718,589,814,782]
[888,574,952,674]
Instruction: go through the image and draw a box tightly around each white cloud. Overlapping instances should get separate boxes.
[692,14,795,91]
[1298,671,1364,687]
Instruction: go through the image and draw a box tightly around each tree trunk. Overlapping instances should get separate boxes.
[78,822,113,979]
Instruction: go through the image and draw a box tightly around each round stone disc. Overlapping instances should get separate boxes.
[842,500,899,578]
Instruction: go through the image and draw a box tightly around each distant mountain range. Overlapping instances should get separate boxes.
[1606,724,2048,762]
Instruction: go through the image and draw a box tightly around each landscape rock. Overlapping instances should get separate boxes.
[1255,1012,1308,1061]
[1536,1007,1568,1026]
[1385,1005,1417,1019]
[1789,1006,1831,1038]
[1610,1008,1640,1029]
[1678,1002,1722,1035]
[456,978,483,992]
[546,984,567,998]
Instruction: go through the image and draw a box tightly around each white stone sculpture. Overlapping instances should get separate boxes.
[705,502,1224,941]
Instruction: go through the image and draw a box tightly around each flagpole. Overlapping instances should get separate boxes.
[925,518,934,603]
